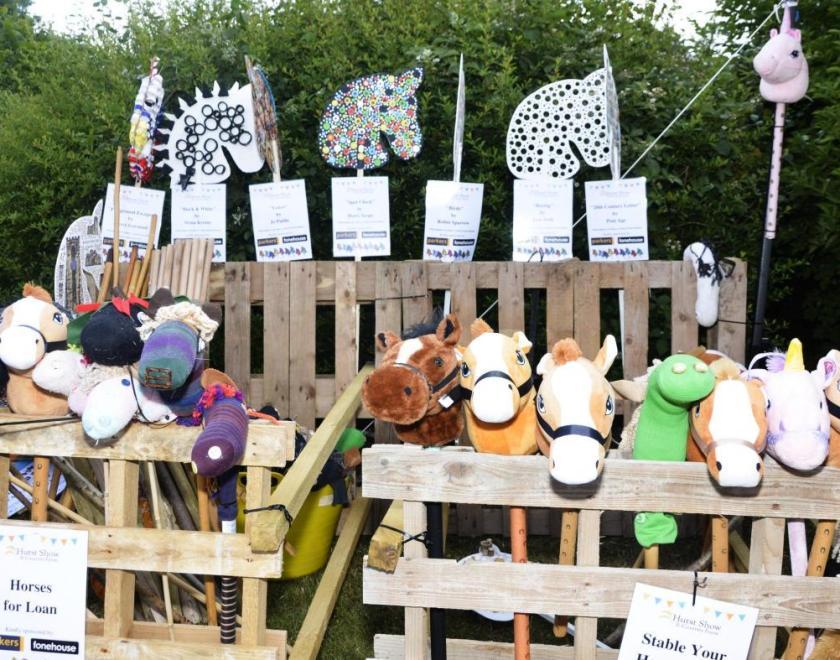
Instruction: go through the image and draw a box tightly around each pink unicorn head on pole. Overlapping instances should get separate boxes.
[753,3,809,104]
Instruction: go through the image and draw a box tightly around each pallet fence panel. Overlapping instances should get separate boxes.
[709,259,748,364]
[374,262,402,447]
[290,262,317,428]
[334,261,359,401]
[241,466,273,647]
[263,262,291,416]
[573,509,601,659]
[403,499,430,658]
[225,262,252,401]
[573,263,600,366]
[671,261,699,354]
[546,262,575,347]
[621,262,649,381]
[747,518,786,658]
[498,261,525,334]
[401,261,431,328]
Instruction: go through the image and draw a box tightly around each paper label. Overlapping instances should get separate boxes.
[0,526,88,659]
[512,179,573,262]
[331,176,390,258]
[423,180,483,262]
[171,183,227,262]
[249,180,313,261]
[102,184,165,261]
[585,177,648,262]
[618,583,758,660]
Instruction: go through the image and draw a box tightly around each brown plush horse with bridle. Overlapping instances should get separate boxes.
[362,313,463,446]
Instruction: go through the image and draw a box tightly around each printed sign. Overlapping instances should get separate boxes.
[423,180,483,262]
[331,176,390,258]
[0,525,88,659]
[171,183,227,262]
[512,179,573,262]
[585,177,648,262]
[249,180,313,262]
[102,184,165,261]
[619,583,758,660]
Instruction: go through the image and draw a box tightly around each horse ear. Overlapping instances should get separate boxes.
[512,331,533,354]
[470,318,493,337]
[770,28,779,38]
[200,368,236,389]
[814,352,838,390]
[22,282,53,303]
[747,368,770,386]
[536,353,554,376]
[375,330,400,352]
[593,335,618,374]
[436,314,461,345]
[399,68,424,90]
[790,28,801,41]
[611,379,647,403]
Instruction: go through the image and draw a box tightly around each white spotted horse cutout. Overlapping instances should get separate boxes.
[506,46,620,180]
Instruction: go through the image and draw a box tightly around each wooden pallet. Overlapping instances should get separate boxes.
[362,445,840,659]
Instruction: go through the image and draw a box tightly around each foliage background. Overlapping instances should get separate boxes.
[0,0,836,359]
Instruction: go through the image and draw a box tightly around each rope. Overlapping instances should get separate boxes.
[378,523,430,550]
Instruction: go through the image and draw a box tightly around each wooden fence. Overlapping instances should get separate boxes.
[362,445,840,659]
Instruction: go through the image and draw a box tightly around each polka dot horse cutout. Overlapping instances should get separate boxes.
[506,47,620,180]
[318,68,424,170]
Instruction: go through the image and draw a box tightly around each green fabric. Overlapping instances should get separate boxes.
[67,310,94,350]
[634,512,678,547]
[336,428,366,452]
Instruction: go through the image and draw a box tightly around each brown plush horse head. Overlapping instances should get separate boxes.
[362,313,463,446]
[535,335,617,484]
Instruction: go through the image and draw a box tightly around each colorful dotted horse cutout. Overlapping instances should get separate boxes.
[318,68,424,170]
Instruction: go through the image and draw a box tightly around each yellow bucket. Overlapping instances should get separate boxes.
[236,471,344,579]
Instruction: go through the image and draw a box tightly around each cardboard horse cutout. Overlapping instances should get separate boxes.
[0,284,70,416]
[362,314,463,446]
[535,335,617,484]
[458,319,536,455]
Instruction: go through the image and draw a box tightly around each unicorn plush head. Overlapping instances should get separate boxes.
[753,8,808,104]
[749,339,829,471]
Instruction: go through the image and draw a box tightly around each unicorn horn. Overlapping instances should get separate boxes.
[784,338,804,371]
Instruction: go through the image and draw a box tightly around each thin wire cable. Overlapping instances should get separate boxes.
[570,1,786,230]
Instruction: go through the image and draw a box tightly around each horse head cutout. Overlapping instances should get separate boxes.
[362,313,462,446]
[535,335,617,485]
[458,319,537,455]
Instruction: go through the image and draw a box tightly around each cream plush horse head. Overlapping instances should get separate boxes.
[535,336,617,485]
[458,319,536,455]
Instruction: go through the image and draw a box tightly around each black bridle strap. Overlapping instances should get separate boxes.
[17,324,67,353]
[457,370,533,401]
[536,410,606,443]
[827,397,840,420]
[393,362,460,396]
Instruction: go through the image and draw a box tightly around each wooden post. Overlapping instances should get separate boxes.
[197,476,218,626]
[241,466,272,646]
[748,517,785,657]
[403,500,429,658]
[510,506,530,660]
[112,148,123,292]
[553,509,578,636]
[574,509,601,659]
[712,516,729,573]
[103,459,139,638]
[30,455,50,522]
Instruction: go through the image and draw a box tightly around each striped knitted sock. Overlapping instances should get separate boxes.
[190,394,248,477]
[139,320,198,390]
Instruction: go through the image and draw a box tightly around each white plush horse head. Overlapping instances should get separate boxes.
[536,336,617,485]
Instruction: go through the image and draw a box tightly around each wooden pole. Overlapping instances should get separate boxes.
[98,262,113,303]
[132,214,158,296]
[644,545,659,569]
[196,475,218,626]
[123,246,138,292]
[189,239,206,300]
[112,147,123,293]
[553,510,579,636]
[178,240,193,297]
[510,506,530,660]
[146,462,175,640]
[199,238,214,302]
[31,456,50,522]
[712,516,729,573]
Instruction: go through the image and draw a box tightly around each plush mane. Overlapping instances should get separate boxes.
[710,356,741,380]
[401,308,444,340]
[551,338,583,365]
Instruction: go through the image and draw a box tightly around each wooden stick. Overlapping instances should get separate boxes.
[553,509,579,637]
[199,238,214,302]
[51,456,105,509]
[98,262,113,303]
[123,246,138,291]
[128,258,143,296]
[712,516,729,573]
[186,239,201,300]
[171,240,185,295]
[9,473,89,525]
[178,240,193,297]
[132,214,158,296]
[196,476,218,626]
[146,462,175,640]
[644,545,659,569]
[192,240,208,301]
[154,462,196,532]
[112,147,123,292]
[510,506,529,660]
[31,456,50,522]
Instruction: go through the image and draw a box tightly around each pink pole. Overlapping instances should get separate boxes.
[763,102,787,240]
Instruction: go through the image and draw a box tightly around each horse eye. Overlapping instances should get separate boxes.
[537,394,546,413]
[694,406,701,418]
[819,400,824,409]
[605,396,614,415]
[766,399,771,410]
[515,351,526,365]
[791,50,799,58]
[461,363,470,378]
[52,312,63,324]
[434,357,444,367]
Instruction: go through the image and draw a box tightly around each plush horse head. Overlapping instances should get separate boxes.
[535,335,617,485]
[0,283,70,415]
[814,349,840,467]
[749,339,829,471]
[753,8,809,104]
[688,356,768,488]
[362,313,463,446]
[458,319,536,455]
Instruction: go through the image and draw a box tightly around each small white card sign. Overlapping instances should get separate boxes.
[331,176,390,258]
[0,525,88,658]
[171,183,227,262]
[512,179,573,262]
[619,583,758,660]
[585,177,648,262]
[423,180,483,262]
[249,180,312,261]
[102,183,165,261]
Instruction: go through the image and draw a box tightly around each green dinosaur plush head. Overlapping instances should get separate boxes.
[650,354,715,408]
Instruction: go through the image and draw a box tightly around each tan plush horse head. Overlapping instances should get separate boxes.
[688,357,768,488]
[458,318,537,455]
[535,335,617,484]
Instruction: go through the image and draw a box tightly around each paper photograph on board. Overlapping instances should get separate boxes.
[249,180,312,261]
[512,179,573,262]
[101,183,165,261]
[171,183,227,262]
[423,180,483,262]
[331,176,390,258]
[585,177,648,262]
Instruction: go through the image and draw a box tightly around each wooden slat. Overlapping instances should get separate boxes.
[0,419,295,467]
[334,262,359,400]
[573,509,600,659]
[368,499,405,573]
[403,499,429,658]
[290,496,372,660]
[622,262,649,380]
[225,263,252,399]
[546,262,575,346]
[598,261,672,289]
[401,261,430,328]
[88,637,281,659]
[671,261,699,354]
[710,258,747,364]
[104,459,139,638]
[573,263,600,360]
[0,454,8,520]
[249,366,372,553]
[0,518,283,577]
[374,262,402,448]
[748,517,785,658]
[242,466,273,645]
[362,446,840,518]
[289,262,317,428]
[363,558,840,628]
[262,262,291,415]
[374,634,616,659]
[498,261,524,334]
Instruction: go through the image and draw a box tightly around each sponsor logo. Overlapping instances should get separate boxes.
[30,638,80,655]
